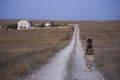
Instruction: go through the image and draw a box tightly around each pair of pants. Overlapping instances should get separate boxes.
[85,55,94,68]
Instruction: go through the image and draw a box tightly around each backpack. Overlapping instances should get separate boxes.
[86,46,94,55]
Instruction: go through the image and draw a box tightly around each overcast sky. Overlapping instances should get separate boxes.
[0,0,120,20]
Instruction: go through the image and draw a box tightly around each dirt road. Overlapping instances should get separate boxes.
[25,25,105,80]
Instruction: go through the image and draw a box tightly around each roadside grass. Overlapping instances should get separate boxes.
[0,28,73,80]
[79,21,120,80]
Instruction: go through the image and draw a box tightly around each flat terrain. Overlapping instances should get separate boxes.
[25,26,104,80]
[0,20,120,80]
[0,28,73,80]
[79,21,120,80]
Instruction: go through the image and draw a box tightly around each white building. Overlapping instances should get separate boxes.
[17,20,31,29]
[45,22,51,27]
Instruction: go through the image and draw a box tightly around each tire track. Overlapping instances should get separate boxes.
[66,26,105,80]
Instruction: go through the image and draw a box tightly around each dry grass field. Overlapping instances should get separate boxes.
[79,21,120,80]
[0,28,73,80]
[0,20,120,80]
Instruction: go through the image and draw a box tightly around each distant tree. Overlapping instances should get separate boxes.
[51,21,54,26]
[31,21,33,26]
[7,24,17,30]
[37,23,45,27]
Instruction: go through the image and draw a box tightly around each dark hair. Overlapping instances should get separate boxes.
[87,38,92,44]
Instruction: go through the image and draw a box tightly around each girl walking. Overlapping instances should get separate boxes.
[85,38,94,71]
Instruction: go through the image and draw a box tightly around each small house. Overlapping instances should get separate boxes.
[17,20,31,29]
[45,22,51,27]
